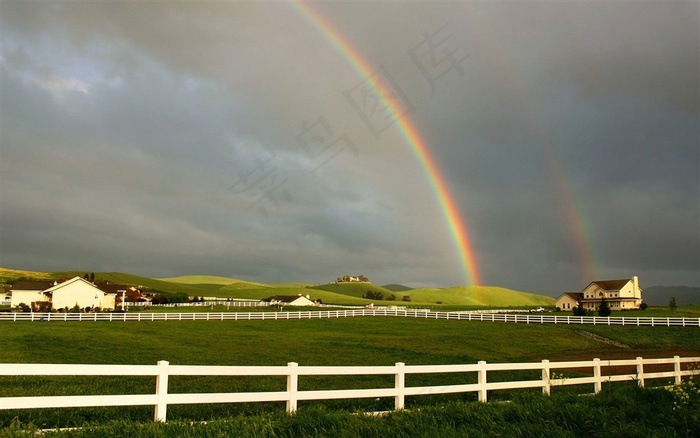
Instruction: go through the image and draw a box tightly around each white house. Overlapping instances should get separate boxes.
[555,293,583,311]
[11,277,117,311]
[9,280,56,308]
[44,277,116,310]
[556,276,643,312]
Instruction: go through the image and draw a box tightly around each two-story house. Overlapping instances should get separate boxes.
[556,276,643,312]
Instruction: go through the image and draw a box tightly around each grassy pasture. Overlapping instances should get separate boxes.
[1,316,698,430]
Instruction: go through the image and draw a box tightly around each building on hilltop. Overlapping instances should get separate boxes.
[555,276,643,312]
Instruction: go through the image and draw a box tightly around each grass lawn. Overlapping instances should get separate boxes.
[1,316,699,430]
[6,384,700,438]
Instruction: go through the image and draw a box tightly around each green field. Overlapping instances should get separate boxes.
[1,316,699,433]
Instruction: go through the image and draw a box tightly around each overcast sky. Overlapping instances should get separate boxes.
[1,1,698,296]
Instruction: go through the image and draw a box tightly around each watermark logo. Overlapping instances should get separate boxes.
[344,65,415,139]
[229,155,292,218]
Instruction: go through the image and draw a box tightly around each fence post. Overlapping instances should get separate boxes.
[395,362,405,410]
[593,358,602,394]
[287,362,298,413]
[636,357,645,387]
[477,361,488,402]
[154,360,169,422]
[541,359,551,395]
[674,356,682,385]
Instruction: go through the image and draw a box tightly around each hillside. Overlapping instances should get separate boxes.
[1,267,555,307]
[381,284,414,292]
[407,285,554,307]
[157,275,263,286]
[312,282,397,299]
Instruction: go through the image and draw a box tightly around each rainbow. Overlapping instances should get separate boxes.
[458,10,599,282]
[291,0,481,286]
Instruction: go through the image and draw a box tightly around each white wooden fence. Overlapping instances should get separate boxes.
[1,356,697,422]
[1,309,699,326]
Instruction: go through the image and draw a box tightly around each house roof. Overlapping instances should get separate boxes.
[42,276,103,295]
[556,292,583,302]
[97,284,134,294]
[11,280,56,291]
[586,279,631,291]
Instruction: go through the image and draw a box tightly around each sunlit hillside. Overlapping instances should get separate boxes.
[406,285,555,306]
[0,267,555,307]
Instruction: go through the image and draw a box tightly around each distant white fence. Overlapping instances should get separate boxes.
[1,309,699,327]
[125,300,267,308]
[1,356,697,422]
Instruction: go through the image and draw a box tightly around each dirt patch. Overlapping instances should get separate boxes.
[573,329,630,349]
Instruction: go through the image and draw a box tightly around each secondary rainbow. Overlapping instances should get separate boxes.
[292,0,481,285]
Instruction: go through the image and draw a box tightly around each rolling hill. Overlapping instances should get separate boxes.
[381,284,414,292]
[405,285,554,307]
[1,267,555,307]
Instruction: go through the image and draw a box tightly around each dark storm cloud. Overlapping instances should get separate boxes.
[1,1,697,294]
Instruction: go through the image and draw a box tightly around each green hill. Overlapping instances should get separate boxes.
[0,267,554,307]
[157,275,258,286]
[382,284,414,292]
[312,282,396,298]
[0,267,54,284]
[407,285,554,307]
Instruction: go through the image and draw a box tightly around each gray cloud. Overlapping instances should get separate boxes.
[2,1,697,295]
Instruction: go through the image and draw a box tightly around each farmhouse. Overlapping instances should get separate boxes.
[9,280,57,309]
[556,276,643,312]
[556,293,583,311]
[10,276,117,311]
[263,295,316,307]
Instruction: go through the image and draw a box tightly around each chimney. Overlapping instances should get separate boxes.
[632,276,639,295]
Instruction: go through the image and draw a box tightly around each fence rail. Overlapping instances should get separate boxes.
[1,356,697,422]
[1,309,699,326]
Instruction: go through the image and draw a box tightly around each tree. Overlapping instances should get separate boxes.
[90,273,95,283]
[573,302,587,316]
[669,296,677,313]
[363,290,384,300]
[598,298,611,317]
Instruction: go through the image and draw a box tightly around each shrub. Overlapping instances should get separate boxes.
[17,302,30,313]
[573,302,587,316]
[598,298,611,317]
[364,291,384,301]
